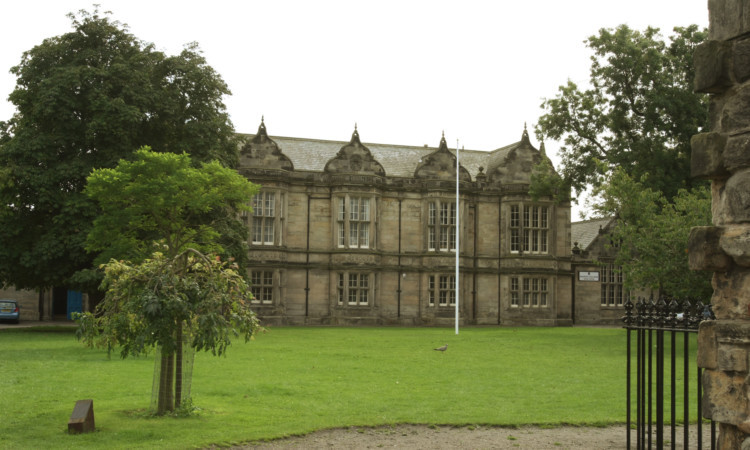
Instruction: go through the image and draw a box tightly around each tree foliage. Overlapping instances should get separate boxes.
[0,8,238,291]
[76,250,260,359]
[536,25,708,200]
[84,148,258,266]
[528,155,570,203]
[592,166,712,299]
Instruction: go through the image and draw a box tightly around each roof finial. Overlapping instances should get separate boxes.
[350,123,361,144]
[438,131,448,151]
[521,122,530,144]
[257,116,268,137]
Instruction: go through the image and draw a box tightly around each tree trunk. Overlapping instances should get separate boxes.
[175,322,183,408]
[165,350,174,410]
[157,350,175,414]
[157,352,168,414]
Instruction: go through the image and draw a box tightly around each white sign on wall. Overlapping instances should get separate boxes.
[579,271,600,282]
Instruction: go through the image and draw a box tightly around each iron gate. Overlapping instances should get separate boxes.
[622,296,717,449]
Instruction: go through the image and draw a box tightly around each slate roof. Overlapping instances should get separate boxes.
[571,217,615,251]
[239,133,528,179]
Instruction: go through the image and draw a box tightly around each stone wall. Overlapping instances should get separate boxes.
[0,287,38,321]
[690,0,750,446]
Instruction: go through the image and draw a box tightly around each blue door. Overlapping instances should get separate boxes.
[67,290,83,320]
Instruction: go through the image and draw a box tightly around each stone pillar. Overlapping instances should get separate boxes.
[41,289,53,321]
[690,1,750,447]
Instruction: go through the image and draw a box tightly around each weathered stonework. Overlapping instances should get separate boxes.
[702,368,749,426]
[689,226,734,271]
[692,132,728,179]
[693,1,750,446]
[720,225,750,265]
[725,133,750,171]
[694,40,733,94]
[733,37,750,83]
[709,271,750,319]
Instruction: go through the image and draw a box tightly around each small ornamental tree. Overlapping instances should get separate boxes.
[77,250,261,414]
[76,148,261,414]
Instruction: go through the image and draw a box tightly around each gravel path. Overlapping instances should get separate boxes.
[233,424,713,449]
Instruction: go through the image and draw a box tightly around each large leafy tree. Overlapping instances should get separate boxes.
[77,148,260,414]
[535,24,711,298]
[592,167,712,300]
[0,8,239,292]
[536,25,708,200]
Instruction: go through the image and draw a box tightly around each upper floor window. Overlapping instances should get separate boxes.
[510,204,549,254]
[601,263,625,307]
[247,191,284,246]
[337,272,370,306]
[337,196,372,249]
[510,205,521,253]
[428,200,456,251]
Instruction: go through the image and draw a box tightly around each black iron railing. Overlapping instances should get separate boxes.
[622,296,717,449]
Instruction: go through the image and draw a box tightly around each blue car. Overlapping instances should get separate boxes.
[0,299,20,323]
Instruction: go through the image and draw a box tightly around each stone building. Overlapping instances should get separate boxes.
[238,119,574,326]
[569,218,654,325]
[570,217,624,325]
[689,0,750,446]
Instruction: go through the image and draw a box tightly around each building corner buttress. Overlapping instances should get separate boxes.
[690,1,750,446]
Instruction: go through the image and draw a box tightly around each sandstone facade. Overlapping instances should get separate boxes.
[239,120,576,326]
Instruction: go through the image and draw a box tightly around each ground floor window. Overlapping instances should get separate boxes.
[337,272,371,306]
[428,274,455,307]
[250,270,274,304]
[510,276,549,308]
[510,277,520,307]
[601,264,625,307]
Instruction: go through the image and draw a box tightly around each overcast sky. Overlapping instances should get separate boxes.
[1,1,709,215]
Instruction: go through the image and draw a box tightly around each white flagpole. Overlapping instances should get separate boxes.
[455,139,460,335]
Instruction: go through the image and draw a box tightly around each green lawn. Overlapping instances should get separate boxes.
[0,326,695,449]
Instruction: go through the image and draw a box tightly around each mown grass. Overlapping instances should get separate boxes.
[0,326,697,449]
